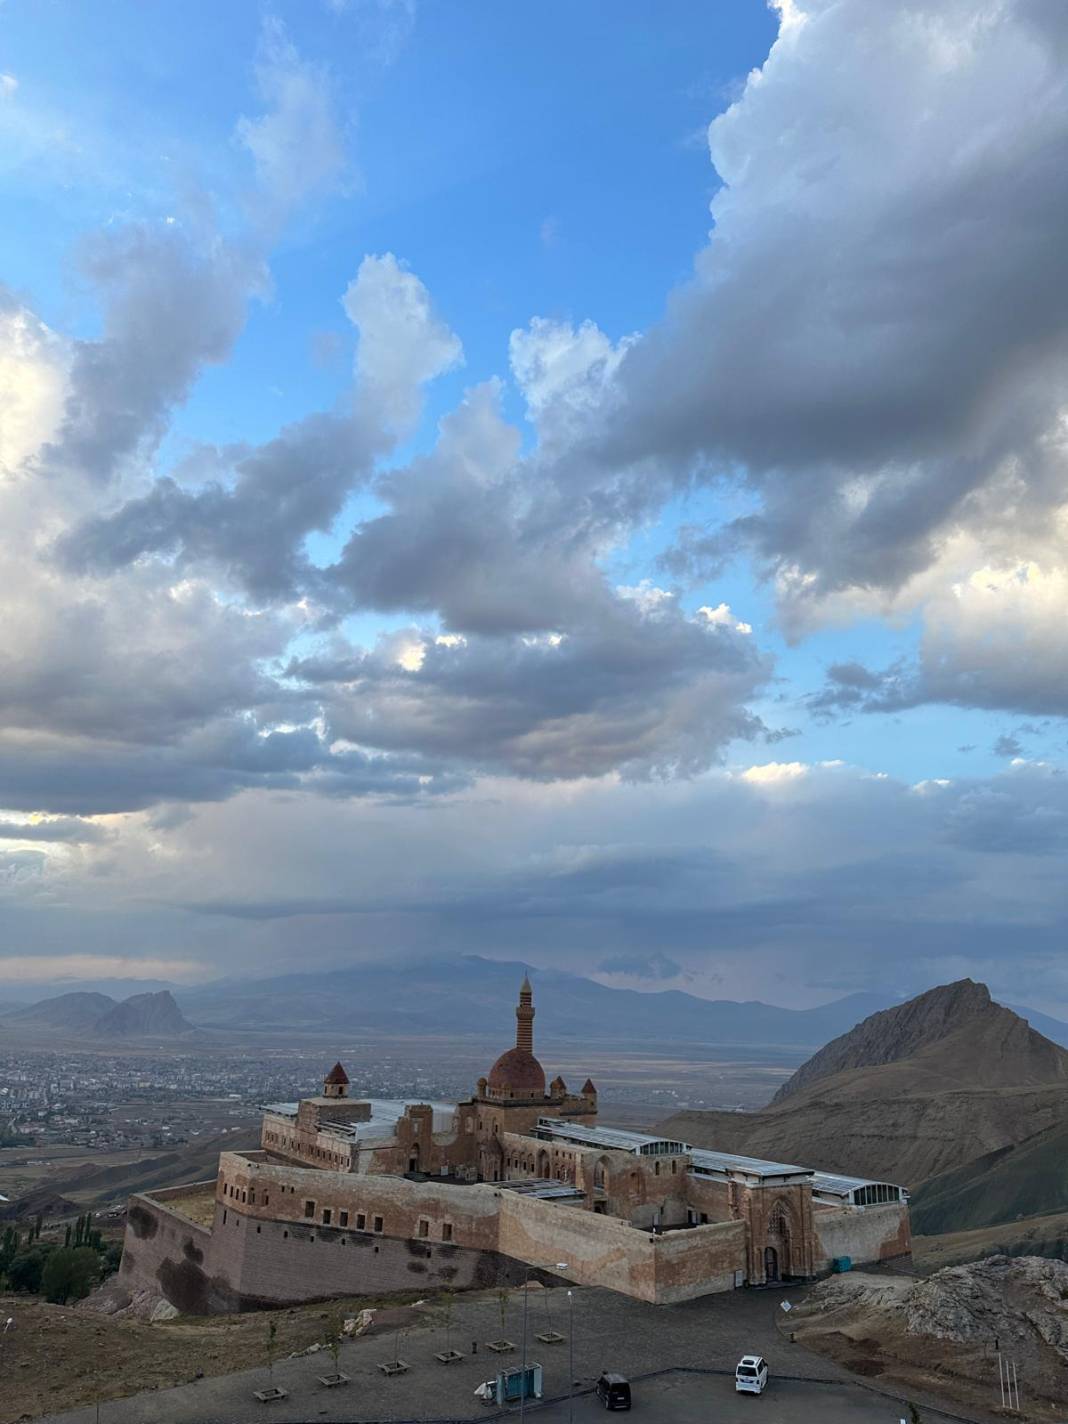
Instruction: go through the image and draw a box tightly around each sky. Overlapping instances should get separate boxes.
[1,0,1068,1012]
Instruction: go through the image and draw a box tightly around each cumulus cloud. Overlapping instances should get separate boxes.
[587,0,1068,723]
[344,253,463,433]
[288,588,768,781]
[35,224,262,487]
[60,254,460,601]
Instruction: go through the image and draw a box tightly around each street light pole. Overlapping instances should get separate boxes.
[567,1290,574,1424]
[519,1263,568,1424]
[520,1271,531,1424]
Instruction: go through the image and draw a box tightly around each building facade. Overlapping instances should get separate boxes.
[118,981,911,1313]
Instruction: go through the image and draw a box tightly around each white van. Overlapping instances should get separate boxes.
[735,1355,769,1394]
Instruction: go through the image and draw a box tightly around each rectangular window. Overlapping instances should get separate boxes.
[442,1222,453,1242]
[373,1215,383,1233]
[322,1208,332,1226]
[356,1213,366,1231]
[418,1219,429,1238]
[339,1210,349,1227]
[304,1200,315,1218]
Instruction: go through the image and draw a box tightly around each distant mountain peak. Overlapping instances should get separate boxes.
[0,988,194,1039]
[770,977,1054,1104]
[94,989,193,1038]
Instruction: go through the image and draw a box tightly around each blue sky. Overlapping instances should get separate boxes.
[1,0,1067,1009]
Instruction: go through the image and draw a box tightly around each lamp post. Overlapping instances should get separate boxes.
[1,1317,13,1392]
[519,1263,568,1424]
[566,1289,574,1424]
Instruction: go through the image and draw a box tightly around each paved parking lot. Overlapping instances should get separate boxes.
[537,1372,961,1424]
[38,1284,979,1424]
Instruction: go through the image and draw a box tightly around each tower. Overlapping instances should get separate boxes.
[516,974,535,1053]
[483,977,546,1101]
[323,1062,349,1099]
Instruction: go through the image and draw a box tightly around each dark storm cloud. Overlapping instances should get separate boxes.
[942,783,1068,854]
[0,723,457,816]
[289,597,770,781]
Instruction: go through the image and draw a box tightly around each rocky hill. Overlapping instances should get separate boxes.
[92,990,193,1038]
[3,991,118,1032]
[911,1119,1068,1235]
[790,1257,1068,1417]
[0,989,197,1039]
[658,980,1068,1187]
[770,978,1057,1101]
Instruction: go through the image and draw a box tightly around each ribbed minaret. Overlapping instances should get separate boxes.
[516,975,535,1053]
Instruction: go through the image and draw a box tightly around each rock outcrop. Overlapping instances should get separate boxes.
[791,1257,1068,1414]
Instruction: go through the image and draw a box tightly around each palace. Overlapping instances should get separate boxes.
[118,980,911,1314]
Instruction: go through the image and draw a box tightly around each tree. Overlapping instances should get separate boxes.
[41,1247,100,1305]
[6,1245,54,1294]
[265,1319,278,1387]
[0,1226,19,1274]
[327,1309,345,1376]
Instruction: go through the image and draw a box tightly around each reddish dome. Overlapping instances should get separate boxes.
[325,1062,350,1085]
[487,1047,546,1097]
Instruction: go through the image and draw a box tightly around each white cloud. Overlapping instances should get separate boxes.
[698,602,752,635]
[0,954,205,983]
[509,316,635,445]
[235,16,347,225]
[344,253,463,433]
[739,761,809,785]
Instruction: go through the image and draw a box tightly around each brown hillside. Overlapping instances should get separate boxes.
[658,980,1068,1188]
[770,979,1065,1101]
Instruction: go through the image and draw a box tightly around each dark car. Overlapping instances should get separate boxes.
[596,1373,632,1410]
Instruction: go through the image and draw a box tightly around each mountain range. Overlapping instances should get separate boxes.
[2,958,1067,1056]
[0,989,196,1040]
[177,957,1068,1049]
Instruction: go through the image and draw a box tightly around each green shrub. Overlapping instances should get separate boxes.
[41,1247,100,1305]
[5,1244,55,1294]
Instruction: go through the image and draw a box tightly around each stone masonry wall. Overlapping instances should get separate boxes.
[208,1203,537,1308]
[496,1189,745,1304]
[120,1192,240,1315]
[650,1218,748,1303]
[812,1201,911,1269]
